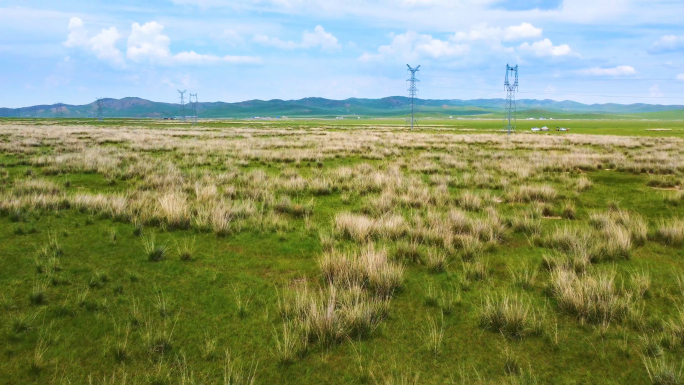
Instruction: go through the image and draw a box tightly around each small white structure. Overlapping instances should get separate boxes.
[541,126,549,131]
[559,127,567,131]
[531,127,541,132]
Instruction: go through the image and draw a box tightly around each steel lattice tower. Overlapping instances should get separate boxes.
[504,64,519,135]
[178,90,187,121]
[189,93,198,125]
[406,64,420,130]
[96,98,104,121]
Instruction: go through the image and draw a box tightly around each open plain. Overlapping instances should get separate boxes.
[1,118,684,384]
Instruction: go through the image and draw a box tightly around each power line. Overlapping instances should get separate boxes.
[423,74,684,82]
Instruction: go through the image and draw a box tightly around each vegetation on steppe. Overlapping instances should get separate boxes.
[0,118,683,384]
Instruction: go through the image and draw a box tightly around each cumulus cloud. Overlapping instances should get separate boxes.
[578,66,636,76]
[126,21,173,63]
[677,74,684,81]
[649,35,684,54]
[504,22,543,41]
[254,25,340,50]
[123,20,261,65]
[64,18,259,67]
[518,38,575,57]
[360,31,469,62]
[63,17,125,67]
[302,25,340,50]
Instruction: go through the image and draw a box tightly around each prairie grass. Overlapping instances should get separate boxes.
[422,315,445,356]
[550,267,633,324]
[142,234,167,262]
[643,356,684,385]
[655,218,684,246]
[2,121,684,383]
[479,293,534,338]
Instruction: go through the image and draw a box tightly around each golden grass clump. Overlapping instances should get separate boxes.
[655,218,684,246]
[549,266,633,324]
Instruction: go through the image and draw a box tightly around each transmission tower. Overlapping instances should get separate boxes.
[406,64,420,129]
[177,90,187,121]
[189,93,198,125]
[96,98,104,121]
[504,64,519,135]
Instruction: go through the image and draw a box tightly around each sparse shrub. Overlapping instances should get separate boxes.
[393,240,423,264]
[550,266,633,324]
[643,356,684,385]
[655,218,684,246]
[575,176,593,192]
[479,293,533,338]
[233,287,251,318]
[274,321,304,364]
[29,280,47,305]
[175,237,196,261]
[502,346,521,375]
[423,282,439,307]
[458,191,482,211]
[507,185,557,203]
[422,315,444,356]
[463,260,489,281]
[510,263,538,290]
[562,201,576,220]
[426,251,447,273]
[143,234,167,262]
[455,234,483,262]
[631,270,651,298]
[438,287,460,315]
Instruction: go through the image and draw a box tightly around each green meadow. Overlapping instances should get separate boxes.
[1,118,683,384]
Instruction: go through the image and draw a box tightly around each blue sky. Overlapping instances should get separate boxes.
[1,0,684,107]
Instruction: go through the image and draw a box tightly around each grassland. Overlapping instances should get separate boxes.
[0,118,683,384]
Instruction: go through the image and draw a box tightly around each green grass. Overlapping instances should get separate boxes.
[1,118,684,384]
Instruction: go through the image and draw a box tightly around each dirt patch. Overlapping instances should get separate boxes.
[651,187,681,191]
[543,216,563,220]
[646,128,672,131]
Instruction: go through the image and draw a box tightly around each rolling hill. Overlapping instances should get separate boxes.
[1,97,683,119]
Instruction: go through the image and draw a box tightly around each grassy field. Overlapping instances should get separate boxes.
[1,118,684,384]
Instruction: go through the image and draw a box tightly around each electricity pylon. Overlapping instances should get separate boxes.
[504,64,519,135]
[406,64,420,130]
[178,90,187,121]
[189,93,198,126]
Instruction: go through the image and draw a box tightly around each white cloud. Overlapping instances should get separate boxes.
[360,30,469,62]
[677,74,684,81]
[253,35,299,50]
[63,17,88,48]
[127,21,172,63]
[254,25,340,50]
[649,35,684,54]
[518,38,575,57]
[173,50,261,65]
[302,25,340,50]
[90,27,124,66]
[504,23,542,41]
[578,66,636,76]
[649,84,663,97]
[63,17,124,67]
[126,21,260,66]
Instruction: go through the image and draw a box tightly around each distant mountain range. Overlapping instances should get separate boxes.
[1,97,683,119]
